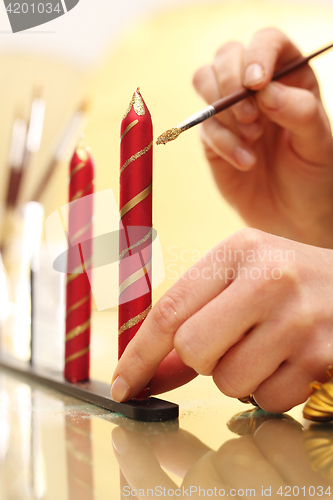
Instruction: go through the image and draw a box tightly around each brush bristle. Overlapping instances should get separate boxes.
[156,127,182,145]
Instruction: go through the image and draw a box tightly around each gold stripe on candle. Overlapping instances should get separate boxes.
[65,347,89,364]
[72,476,94,492]
[120,184,152,219]
[66,293,90,318]
[69,161,85,180]
[120,141,153,175]
[67,258,92,283]
[120,119,139,142]
[66,422,91,438]
[118,303,152,335]
[119,259,151,296]
[119,228,152,261]
[66,442,92,465]
[66,319,91,342]
[70,219,93,245]
[67,273,80,284]
[71,181,94,202]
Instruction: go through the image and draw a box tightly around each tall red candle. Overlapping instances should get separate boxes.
[119,88,153,399]
[65,145,94,383]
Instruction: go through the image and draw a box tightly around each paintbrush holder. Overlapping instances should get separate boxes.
[1,203,43,361]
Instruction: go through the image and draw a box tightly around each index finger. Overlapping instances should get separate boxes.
[242,28,311,90]
[111,239,239,402]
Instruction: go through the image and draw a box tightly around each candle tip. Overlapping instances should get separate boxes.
[156,127,182,145]
[123,88,145,119]
[75,134,90,161]
[79,99,90,113]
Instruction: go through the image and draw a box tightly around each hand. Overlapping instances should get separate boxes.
[112,413,330,499]
[111,229,333,413]
[193,28,333,248]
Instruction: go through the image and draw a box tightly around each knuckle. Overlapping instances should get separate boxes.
[298,92,319,125]
[126,343,153,379]
[212,365,241,398]
[232,227,265,250]
[251,27,285,50]
[215,41,242,60]
[255,26,281,39]
[174,330,214,375]
[246,28,289,68]
[152,292,185,335]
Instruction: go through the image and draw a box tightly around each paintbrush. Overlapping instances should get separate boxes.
[156,41,333,145]
[7,87,45,207]
[31,100,89,202]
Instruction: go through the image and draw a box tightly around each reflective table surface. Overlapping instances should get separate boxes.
[1,358,332,500]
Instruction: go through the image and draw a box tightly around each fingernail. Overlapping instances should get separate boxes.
[259,83,282,110]
[111,375,131,402]
[234,147,256,169]
[243,63,265,87]
[112,428,130,455]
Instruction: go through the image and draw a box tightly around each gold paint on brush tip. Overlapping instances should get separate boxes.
[156,127,182,145]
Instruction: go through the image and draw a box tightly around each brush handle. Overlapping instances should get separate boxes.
[213,42,333,115]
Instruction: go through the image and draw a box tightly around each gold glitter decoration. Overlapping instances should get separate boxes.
[119,259,151,296]
[66,318,91,342]
[66,293,90,318]
[120,141,153,175]
[71,181,94,202]
[303,378,333,422]
[123,88,145,119]
[120,183,152,219]
[119,228,153,261]
[120,119,139,141]
[156,127,182,145]
[119,303,152,335]
[304,425,333,481]
[65,346,89,364]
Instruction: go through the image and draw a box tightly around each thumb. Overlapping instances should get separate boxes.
[256,81,333,165]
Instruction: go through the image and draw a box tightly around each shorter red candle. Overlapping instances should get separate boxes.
[65,144,94,383]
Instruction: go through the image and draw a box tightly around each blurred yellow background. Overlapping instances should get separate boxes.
[2,0,333,304]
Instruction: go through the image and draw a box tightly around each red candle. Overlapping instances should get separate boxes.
[65,414,94,500]
[65,145,94,383]
[119,88,153,399]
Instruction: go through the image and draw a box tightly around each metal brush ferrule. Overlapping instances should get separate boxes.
[177,105,216,131]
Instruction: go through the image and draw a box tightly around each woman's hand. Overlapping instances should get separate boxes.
[111,229,333,413]
[193,28,333,248]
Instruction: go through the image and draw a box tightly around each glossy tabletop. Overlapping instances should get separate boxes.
[0,350,331,500]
